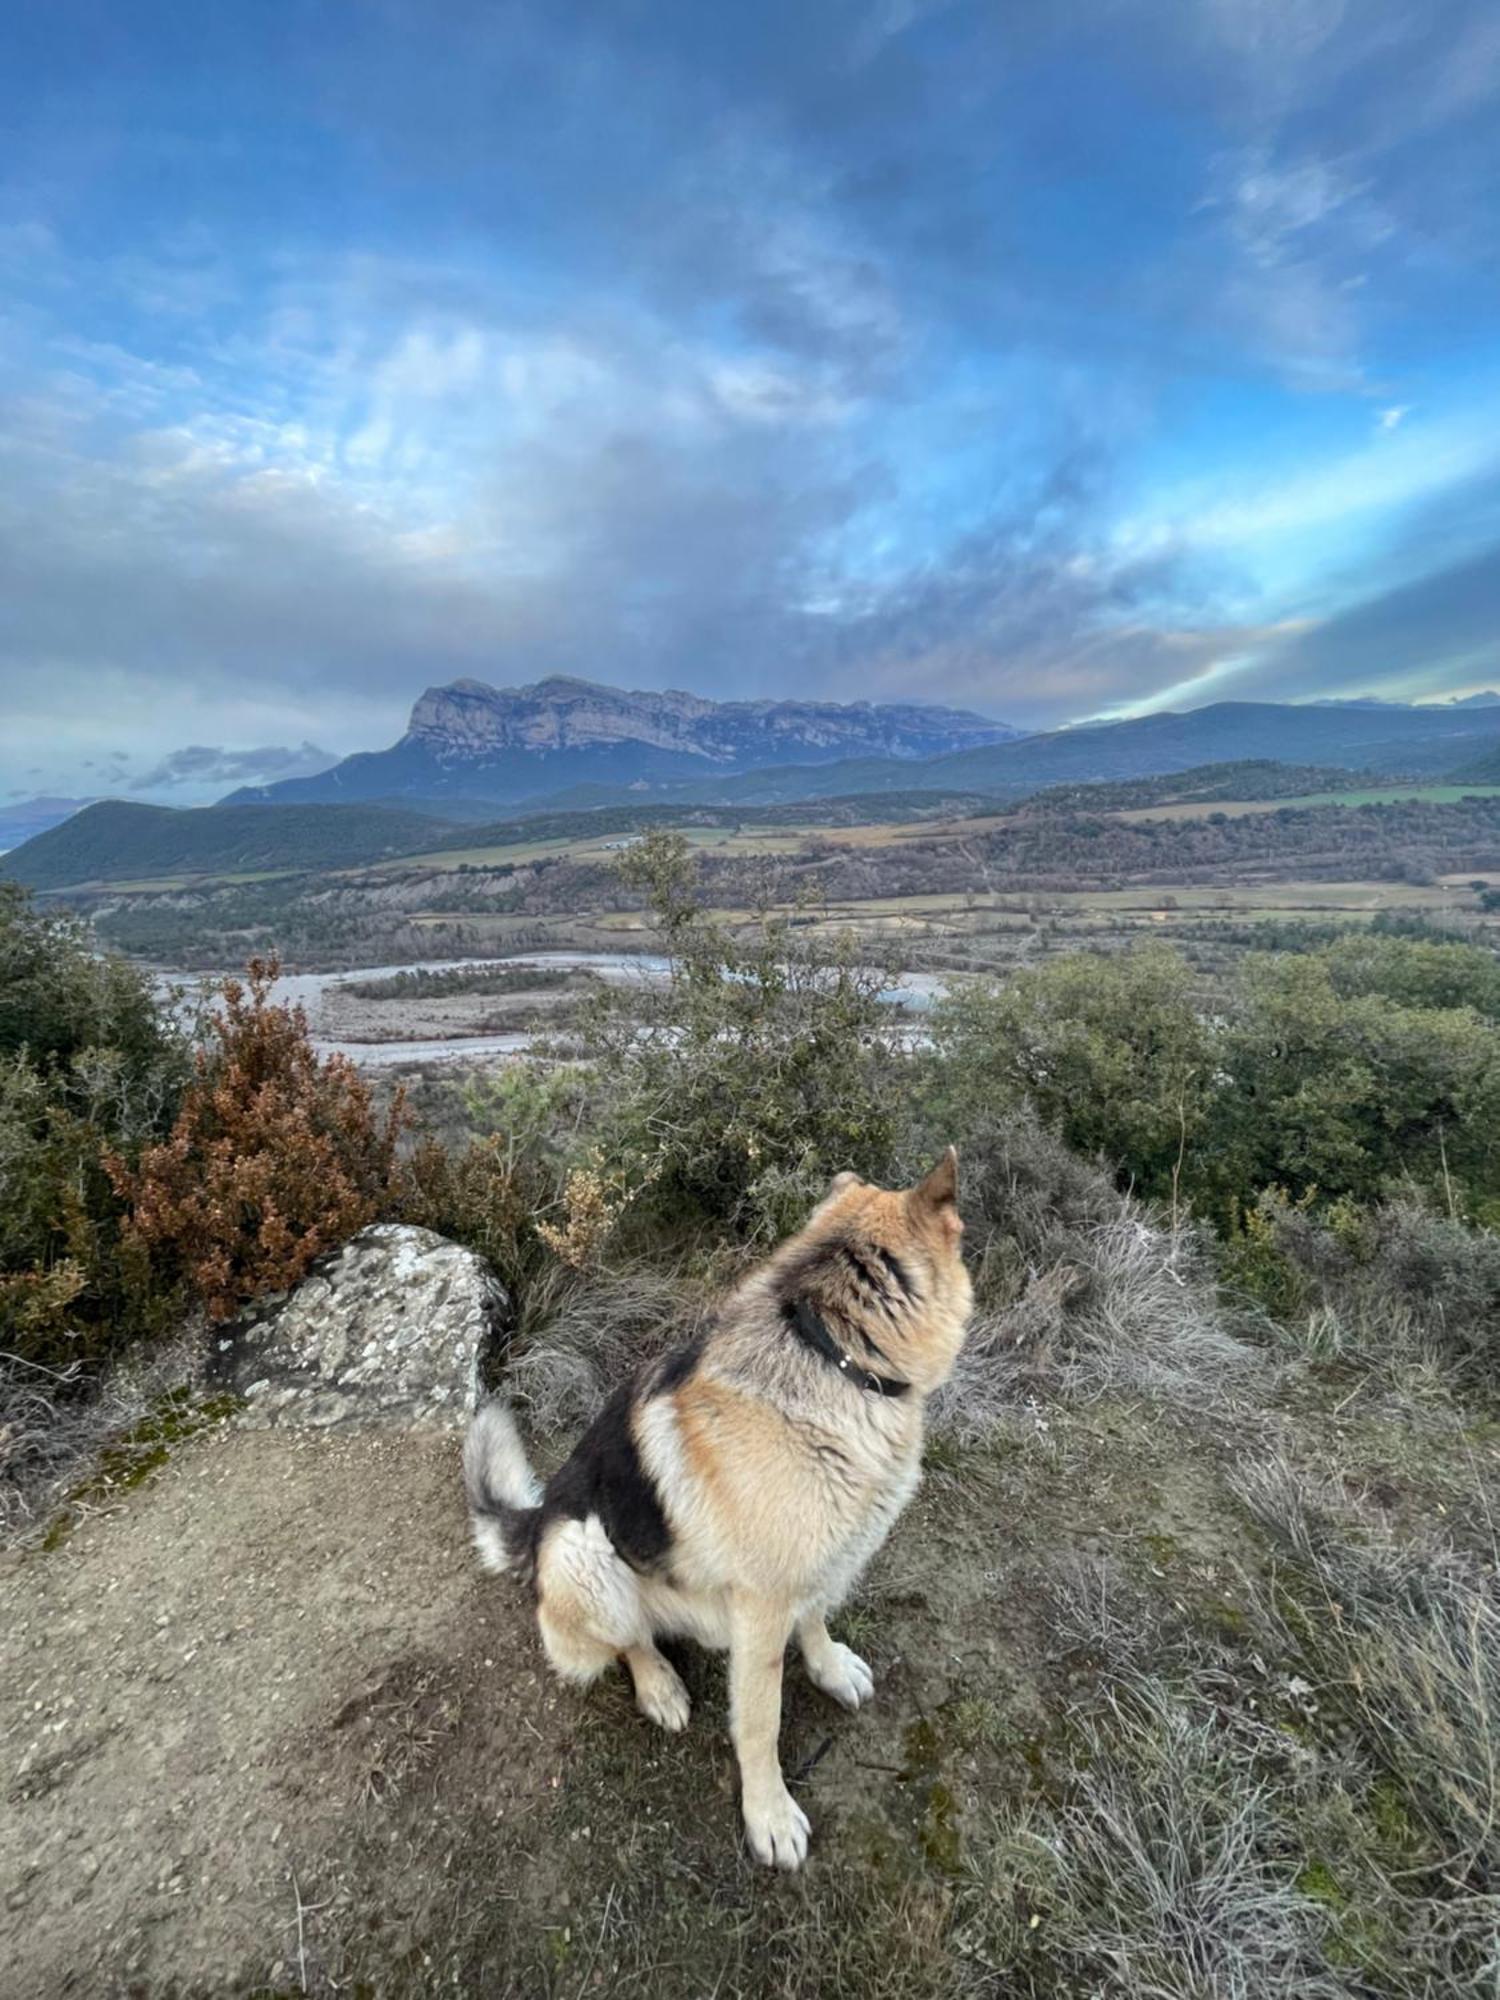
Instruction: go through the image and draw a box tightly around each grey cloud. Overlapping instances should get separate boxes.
[1237,539,1500,705]
[131,742,337,790]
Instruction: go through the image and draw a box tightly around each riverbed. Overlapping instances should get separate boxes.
[160,951,946,1066]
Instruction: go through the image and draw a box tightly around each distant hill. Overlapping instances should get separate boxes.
[226,675,1023,812]
[17,700,1500,892]
[1021,760,1372,815]
[647,699,1500,805]
[0,789,1014,892]
[1446,745,1500,785]
[417,789,1009,857]
[1,800,456,890]
[0,796,99,853]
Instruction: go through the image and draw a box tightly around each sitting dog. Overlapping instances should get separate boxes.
[462,1149,972,1868]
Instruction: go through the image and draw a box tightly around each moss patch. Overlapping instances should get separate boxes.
[39,1387,239,1552]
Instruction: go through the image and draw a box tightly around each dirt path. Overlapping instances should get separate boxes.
[0,1401,1240,1997]
[1,1426,529,1995]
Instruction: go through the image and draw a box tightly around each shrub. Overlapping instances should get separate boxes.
[1321,931,1500,1019]
[1212,953,1500,1215]
[0,888,188,1366]
[930,936,1500,1221]
[0,883,176,1082]
[931,943,1213,1203]
[395,1130,558,1294]
[116,960,405,1321]
[1228,1188,1500,1380]
[578,829,904,1241]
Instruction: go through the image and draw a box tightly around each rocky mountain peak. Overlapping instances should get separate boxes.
[405,675,1016,766]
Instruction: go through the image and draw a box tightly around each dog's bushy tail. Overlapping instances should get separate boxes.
[462,1400,543,1578]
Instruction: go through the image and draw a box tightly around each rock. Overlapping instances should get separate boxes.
[213,1225,508,1429]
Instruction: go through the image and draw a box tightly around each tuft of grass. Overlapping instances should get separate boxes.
[1234,1454,1500,1994]
[962,1681,1347,1999]
[933,1203,1253,1442]
[506,1262,713,1441]
[1,1332,213,1546]
[1236,1457,1500,1888]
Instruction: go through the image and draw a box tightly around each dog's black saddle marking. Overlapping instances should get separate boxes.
[783,1296,910,1398]
[541,1382,673,1574]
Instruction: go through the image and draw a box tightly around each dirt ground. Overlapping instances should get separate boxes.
[0,1393,1247,1999]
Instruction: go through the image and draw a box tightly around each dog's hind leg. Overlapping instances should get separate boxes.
[536,1515,640,1687]
[797,1609,875,1711]
[728,1590,808,1869]
[536,1516,690,1728]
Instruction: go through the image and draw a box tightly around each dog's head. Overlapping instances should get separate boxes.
[794,1147,972,1392]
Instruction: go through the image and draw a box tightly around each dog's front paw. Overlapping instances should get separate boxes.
[633,1658,691,1733]
[809,1641,875,1711]
[743,1785,811,1870]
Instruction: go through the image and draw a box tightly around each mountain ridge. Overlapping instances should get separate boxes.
[0,800,456,891]
[227,675,1023,810]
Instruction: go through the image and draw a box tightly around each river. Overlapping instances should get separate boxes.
[159,951,949,1066]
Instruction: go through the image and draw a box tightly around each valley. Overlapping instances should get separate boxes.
[36,772,1500,985]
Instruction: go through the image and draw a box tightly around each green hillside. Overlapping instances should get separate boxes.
[1447,745,1500,785]
[1,800,458,890]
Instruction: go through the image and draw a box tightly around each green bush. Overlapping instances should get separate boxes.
[576,829,904,1241]
[932,932,1500,1223]
[1320,931,1500,1019]
[1212,953,1500,1215]
[931,943,1213,1203]
[0,889,188,1364]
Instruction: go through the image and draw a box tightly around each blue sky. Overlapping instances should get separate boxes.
[4,0,1500,803]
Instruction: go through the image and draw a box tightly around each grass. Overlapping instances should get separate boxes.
[1117,784,1500,822]
[0,1337,229,1547]
[372,823,814,872]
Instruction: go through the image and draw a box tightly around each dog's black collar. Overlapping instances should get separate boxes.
[784,1297,910,1398]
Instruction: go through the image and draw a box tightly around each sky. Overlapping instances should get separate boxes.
[4,0,1500,806]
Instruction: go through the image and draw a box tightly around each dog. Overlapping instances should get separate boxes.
[462,1148,972,1869]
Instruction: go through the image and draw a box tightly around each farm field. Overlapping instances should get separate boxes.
[1117,782,1500,822]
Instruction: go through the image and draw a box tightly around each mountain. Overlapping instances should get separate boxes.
[0,795,99,853]
[232,683,1500,822]
[1,800,456,891]
[18,698,1500,894]
[646,698,1500,805]
[224,676,1024,810]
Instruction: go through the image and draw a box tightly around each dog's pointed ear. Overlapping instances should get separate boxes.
[828,1170,860,1196]
[909,1145,959,1214]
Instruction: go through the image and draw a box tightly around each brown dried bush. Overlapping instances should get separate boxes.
[113,960,405,1321]
[394,1131,552,1291]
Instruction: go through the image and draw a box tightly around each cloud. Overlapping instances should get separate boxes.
[131,742,337,791]
[3,0,1500,799]
[1241,537,1500,704]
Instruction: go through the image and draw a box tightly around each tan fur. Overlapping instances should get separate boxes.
[471,1149,972,1870]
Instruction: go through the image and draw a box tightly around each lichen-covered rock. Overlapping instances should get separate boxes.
[214,1224,508,1428]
